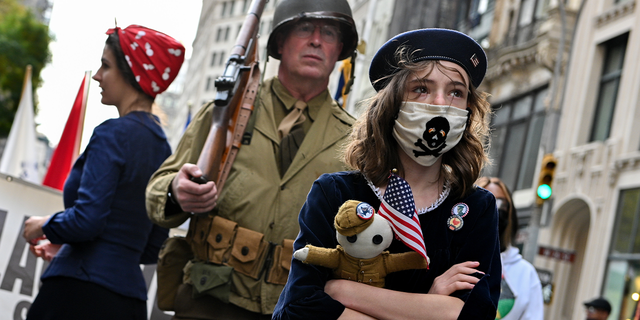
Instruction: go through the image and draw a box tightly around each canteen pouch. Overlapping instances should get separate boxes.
[207,216,238,264]
[156,236,193,311]
[227,227,268,279]
[267,239,294,285]
[189,261,233,303]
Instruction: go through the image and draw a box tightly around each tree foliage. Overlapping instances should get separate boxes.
[0,0,52,137]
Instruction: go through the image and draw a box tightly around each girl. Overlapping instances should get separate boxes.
[274,28,501,320]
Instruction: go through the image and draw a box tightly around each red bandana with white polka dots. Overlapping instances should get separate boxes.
[106,25,185,98]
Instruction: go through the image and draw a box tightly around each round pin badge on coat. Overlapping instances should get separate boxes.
[447,215,464,231]
[452,203,469,218]
[356,202,374,220]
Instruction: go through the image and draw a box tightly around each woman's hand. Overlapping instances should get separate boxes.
[23,215,51,244]
[29,240,61,261]
[428,261,483,295]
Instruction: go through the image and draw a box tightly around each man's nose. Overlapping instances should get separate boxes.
[309,28,323,46]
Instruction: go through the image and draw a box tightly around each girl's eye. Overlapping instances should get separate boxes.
[412,86,427,94]
[450,90,463,98]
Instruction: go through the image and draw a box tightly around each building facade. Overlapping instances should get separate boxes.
[536,0,640,318]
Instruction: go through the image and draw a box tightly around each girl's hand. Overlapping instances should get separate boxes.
[428,261,483,295]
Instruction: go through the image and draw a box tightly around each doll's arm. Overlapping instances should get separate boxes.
[296,245,341,269]
[384,251,428,273]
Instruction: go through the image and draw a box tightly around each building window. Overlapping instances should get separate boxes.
[590,33,628,142]
[225,26,230,41]
[206,76,212,91]
[484,87,548,191]
[222,2,227,17]
[603,187,640,319]
[242,0,249,13]
[219,52,226,66]
[229,1,235,16]
[216,27,223,42]
[211,52,217,67]
[456,0,495,43]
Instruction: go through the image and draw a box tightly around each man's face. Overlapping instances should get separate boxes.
[585,306,609,320]
[277,19,344,82]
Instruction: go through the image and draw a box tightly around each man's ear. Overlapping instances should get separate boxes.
[277,33,285,55]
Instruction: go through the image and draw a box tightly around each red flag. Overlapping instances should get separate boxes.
[378,173,429,264]
[42,71,90,190]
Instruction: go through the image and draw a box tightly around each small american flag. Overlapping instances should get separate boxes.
[378,173,429,263]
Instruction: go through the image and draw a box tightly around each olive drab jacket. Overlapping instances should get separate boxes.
[146,77,354,314]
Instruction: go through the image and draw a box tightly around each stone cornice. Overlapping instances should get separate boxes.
[596,0,636,28]
[485,38,543,80]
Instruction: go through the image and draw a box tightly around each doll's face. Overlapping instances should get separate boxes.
[337,214,393,259]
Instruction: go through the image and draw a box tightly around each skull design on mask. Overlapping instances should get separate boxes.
[413,116,450,157]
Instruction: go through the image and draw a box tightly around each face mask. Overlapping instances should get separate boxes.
[393,101,469,167]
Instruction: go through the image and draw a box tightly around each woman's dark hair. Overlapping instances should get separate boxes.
[105,32,152,100]
[476,177,518,252]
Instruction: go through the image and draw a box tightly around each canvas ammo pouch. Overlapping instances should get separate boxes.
[190,215,294,283]
[266,239,294,285]
[189,260,233,303]
[156,236,193,311]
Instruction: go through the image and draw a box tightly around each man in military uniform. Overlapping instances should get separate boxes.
[145,0,359,318]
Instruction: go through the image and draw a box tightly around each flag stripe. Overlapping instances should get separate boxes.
[379,202,425,247]
[379,203,427,255]
[378,173,429,263]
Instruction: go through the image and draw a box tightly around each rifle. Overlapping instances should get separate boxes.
[192,0,267,192]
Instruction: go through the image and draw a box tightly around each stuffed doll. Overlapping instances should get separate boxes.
[293,200,429,288]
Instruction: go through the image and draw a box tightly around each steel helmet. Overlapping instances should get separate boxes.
[267,0,358,61]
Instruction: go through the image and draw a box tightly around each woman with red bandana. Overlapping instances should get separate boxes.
[22,25,185,320]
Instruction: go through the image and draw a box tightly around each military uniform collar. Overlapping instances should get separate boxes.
[272,77,326,122]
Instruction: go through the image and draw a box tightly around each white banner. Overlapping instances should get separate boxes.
[0,173,170,320]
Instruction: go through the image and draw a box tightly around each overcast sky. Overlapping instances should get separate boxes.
[35,0,202,150]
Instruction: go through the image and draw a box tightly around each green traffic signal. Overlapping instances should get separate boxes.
[537,184,552,199]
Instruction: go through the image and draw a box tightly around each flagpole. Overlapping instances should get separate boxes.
[346,0,378,115]
[75,71,91,157]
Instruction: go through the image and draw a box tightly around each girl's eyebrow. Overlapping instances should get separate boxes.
[408,78,467,88]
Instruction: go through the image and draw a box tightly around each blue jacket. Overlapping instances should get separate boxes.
[42,111,170,300]
[273,171,501,319]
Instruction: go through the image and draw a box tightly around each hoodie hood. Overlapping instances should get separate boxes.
[501,246,523,266]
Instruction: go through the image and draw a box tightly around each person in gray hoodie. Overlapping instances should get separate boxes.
[477,177,544,320]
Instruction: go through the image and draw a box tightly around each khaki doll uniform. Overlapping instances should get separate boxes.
[146,77,354,315]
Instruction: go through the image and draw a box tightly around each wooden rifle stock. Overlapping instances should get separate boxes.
[194,0,267,190]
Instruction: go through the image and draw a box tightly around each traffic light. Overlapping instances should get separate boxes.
[536,154,557,206]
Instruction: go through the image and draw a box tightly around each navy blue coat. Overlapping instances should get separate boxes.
[41,111,170,300]
[273,171,501,319]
